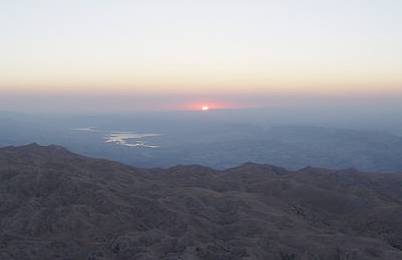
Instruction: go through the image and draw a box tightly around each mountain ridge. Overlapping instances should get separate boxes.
[1,144,402,260]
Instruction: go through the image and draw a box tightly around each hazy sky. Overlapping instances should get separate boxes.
[1,0,401,111]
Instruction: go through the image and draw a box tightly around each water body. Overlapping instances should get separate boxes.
[104,132,160,148]
[71,127,160,148]
[71,127,99,132]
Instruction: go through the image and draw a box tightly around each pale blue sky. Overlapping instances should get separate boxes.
[1,0,401,111]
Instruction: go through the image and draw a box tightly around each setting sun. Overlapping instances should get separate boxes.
[202,106,209,111]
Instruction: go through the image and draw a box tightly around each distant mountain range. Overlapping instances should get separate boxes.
[1,144,402,259]
[2,112,402,172]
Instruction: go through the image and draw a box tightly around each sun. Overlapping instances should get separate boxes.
[202,105,209,111]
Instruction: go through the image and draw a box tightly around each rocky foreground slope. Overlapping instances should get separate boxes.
[0,144,402,260]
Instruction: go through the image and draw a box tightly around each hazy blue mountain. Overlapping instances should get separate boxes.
[1,111,402,172]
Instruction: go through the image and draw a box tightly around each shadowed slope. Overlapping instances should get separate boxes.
[0,144,402,259]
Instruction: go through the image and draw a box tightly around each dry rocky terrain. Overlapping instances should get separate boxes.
[1,144,402,259]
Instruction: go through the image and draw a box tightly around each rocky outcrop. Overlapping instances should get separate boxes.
[1,144,402,259]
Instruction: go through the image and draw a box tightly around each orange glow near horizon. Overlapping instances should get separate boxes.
[178,101,238,111]
[1,1,402,104]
